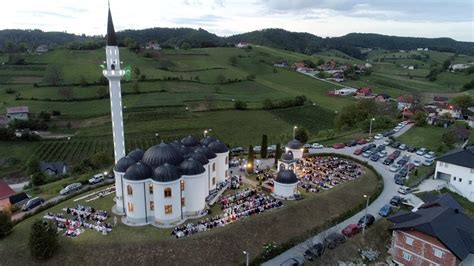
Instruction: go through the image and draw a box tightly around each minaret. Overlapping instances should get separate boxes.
[103,6,126,163]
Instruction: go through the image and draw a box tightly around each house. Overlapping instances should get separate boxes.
[450,64,469,71]
[40,161,67,176]
[425,102,462,119]
[397,95,417,111]
[273,61,288,68]
[375,93,391,103]
[387,195,474,265]
[145,41,161,50]
[8,192,29,208]
[333,87,357,96]
[401,108,415,119]
[236,42,250,48]
[434,146,474,202]
[6,106,29,121]
[408,65,415,70]
[36,44,48,53]
[433,96,448,102]
[365,63,372,68]
[356,87,372,97]
[0,181,16,211]
[292,62,305,70]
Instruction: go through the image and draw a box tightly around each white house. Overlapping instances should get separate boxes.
[39,161,67,176]
[6,106,29,121]
[333,87,357,96]
[273,170,299,200]
[434,146,474,202]
[145,42,161,50]
[236,42,250,48]
[36,45,48,53]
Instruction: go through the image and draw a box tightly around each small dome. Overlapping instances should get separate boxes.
[195,146,217,159]
[179,145,193,156]
[286,139,303,149]
[169,141,182,151]
[153,163,181,182]
[188,151,209,165]
[114,156,137,172]
[281,152,294,161]
[128,149,145,161]
[124,162,152,181]
[201,135,217,146]
[275,170,298,184]
[181,135,200,147]
[142,143,184,168]
[180,158,205,176]
[208,140,229,153]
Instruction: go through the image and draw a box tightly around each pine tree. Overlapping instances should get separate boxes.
[261,135,268,158]
[29,220,58,260]
[247,145,254,174]
[274,143,281,165]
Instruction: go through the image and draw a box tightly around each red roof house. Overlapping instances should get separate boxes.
[0,181,16,211]
[356,87,372,97]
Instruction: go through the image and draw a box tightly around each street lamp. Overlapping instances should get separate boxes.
[362,194,369,235]
[293,126,297,140]
[369,118,375,138]
[204,130,208,137]
[243,251,249,266]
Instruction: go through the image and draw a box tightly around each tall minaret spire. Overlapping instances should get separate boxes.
[103,5,126,163]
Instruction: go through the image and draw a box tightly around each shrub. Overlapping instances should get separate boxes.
[0,210,13,238]
[234,100,247,110]
[29,219,59,260]
[5,88,16,94]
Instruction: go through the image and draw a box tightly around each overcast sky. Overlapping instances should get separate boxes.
[3,0,474,41]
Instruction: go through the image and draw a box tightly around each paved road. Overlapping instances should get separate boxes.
[263,123,438,265]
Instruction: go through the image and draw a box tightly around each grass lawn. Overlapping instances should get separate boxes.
[406,165,435,187]
[0,164,379,265]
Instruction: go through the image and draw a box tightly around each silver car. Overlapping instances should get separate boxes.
[60,183,82,195]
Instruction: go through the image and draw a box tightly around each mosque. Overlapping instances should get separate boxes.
[103,7,229,227]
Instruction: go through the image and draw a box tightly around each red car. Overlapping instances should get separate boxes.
[353,148,363,155]
[333,143,345,149]
[357,139,368,145]
[342,224,361,237]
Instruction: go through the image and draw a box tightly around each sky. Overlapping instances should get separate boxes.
[3,0,474,41]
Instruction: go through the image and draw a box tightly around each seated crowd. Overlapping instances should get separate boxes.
[43,204,112,237]
[171,188,282,238]
[297,156,362,193]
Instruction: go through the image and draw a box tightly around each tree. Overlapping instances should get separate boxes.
[58,87,74,100]
[441,130,458,147]
[181,42,191,50]
[29,220,58,260]
[262,98,273,110]
[317,58,325,65]
[234,100,247,110]
[247,145,254,174]
[261,135,268,158]
[451,95,473,111]
[25,157,40,175]
[295,127,309,144]
[38,111,51,122]
[31,172,46,187]
[274,143,281,165]
[43,64,64,85]
[0,210,13,238]
[132,81,140,94]
[413,111,427,126]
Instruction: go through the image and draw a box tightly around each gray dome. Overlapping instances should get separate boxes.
[169,141,182,151]
[128,149,145,161]
[124,162,152,181]
[201,135,217,146]
[114,156,137,172]
[208,140,229,153]
[179,145,193,156]
[142,143,184,168]
[281,152,294,161]
[286,139,303,149]
[195,146,217,159]
[181,135,200,147]
[188,151,209,165]
[275,170,298,184]
[180,158,205,176]
[153,163,181,182]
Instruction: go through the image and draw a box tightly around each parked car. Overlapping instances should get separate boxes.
[390,196,403,206]
[374,134,384,140]
[394,175,405,185]
[424,151,436,159]
[413,159,422,167]
[370,154,380,162]
[311,243,325,258]
[398,186,412,195]
[389,164,401,172]
[280,257,304,266]
[268,144,277,151]
[397,159,408,166]
[407,146,417,153]
[304,249,316,261]
[311,143,324,149]
[361,145,371,152]
[353,148,363,155]
[423,159,434,166]
[362,151,372,158]
[333,143,345,149]
[399,168,408,177]
[416,148,427,156]
[358,214,375,227]
[391,141,401,148]
[383,139,393,145]
[407,163,415,171]
[254,146,262,152]
[399,144,407,150]
[378,204,393,217]
[88,174,104,185]
[346,140,357,147]
[231,147,244,153]
[22,197,44,211]
[383,158,394,165]
[324,233,346,249]
[342,224,361,237]
[60,183,82,195]
[393,150,401,157]
[357,139,368,145]
[378,150,387,158]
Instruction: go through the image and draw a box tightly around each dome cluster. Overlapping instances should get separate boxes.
[114,136,228,182]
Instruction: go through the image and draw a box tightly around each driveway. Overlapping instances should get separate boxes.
[263,123,433,265]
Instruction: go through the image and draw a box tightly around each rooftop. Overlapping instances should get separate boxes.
[436,146,474,168]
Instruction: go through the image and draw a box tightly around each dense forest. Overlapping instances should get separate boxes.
[0,27,473,58]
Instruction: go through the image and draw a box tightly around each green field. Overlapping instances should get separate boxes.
[396,125,474,151]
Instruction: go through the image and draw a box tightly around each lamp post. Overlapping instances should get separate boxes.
[243,251,249,266]
[362,194,369,235]
[204,130,208,137]
[369,118,375,138]
[293,126,297,140]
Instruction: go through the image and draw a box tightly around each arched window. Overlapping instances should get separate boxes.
[127,185,133,195]
[180,180,185,191]
[212,163,216,171]
[164,187,172,198]
[279,163,286,170]
[212,177,216,185]
[165,205,173,215]
[111,64,115,70]
[149,184,153,194]
[127,202,134,212]
[289,164,294,171]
